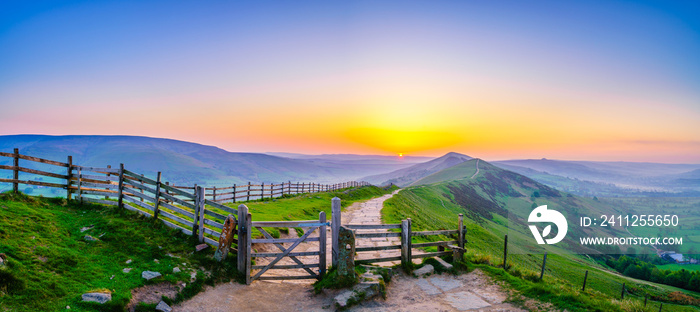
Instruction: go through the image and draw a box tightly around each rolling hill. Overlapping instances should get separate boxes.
[361,152,472,186]
[0,135,408,189]
[382,159,700,311]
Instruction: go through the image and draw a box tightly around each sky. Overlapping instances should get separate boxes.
[1,0,699,163]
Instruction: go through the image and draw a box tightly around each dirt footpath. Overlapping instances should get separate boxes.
[173,269,526,312]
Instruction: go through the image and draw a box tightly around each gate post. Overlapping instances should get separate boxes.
[331,197,341,267]
[197,186,206,243]
[401,218,412,269]
[237,204,249,276]
[319,211,327,279]
[245,212,252,285]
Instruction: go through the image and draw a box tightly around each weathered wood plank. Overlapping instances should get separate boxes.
[79,190,118,198]
[158,192,196,209]
[411,230,459,236]
[122,170,158,185]
[79,181,118,190]
[252,220,319,228]
[0,178,66,188]
[251,237,320,244]
[78,197,118,206]
[16,153,69,167]
[345,224,401,230]
[204,199,237,214]
[411,251,452,259]
[159,183,196,199]
[158,201,195,218]
[0,165,69,179]
[73,166,120,174]
[412,241,458,248]
[122,201,153,217]
[355,256,402,264]
[252,251,319,257]
[122,195,155,212]
[122,178,158,194]
[203,209,227,222]
[355,245,401,252]
[158,210,195,227]
[77,173,119,182]
[252,263,319,270]
[122,187,157,203]
[355,232,401,238]
[202,218,224,230]
[257,275,318,281]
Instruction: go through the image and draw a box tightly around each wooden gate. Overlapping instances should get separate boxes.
[237,205,327,284]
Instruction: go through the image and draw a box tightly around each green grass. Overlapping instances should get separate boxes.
[383,174,700,311]
[0,192,238,312]
[658,264,700,272]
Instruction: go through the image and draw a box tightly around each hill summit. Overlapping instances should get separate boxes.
[361,152,472,186]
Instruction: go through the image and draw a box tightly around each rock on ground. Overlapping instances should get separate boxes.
[81,292,111,304]
[156,300,172,312]
[414,264,434,276]
[142,271,162,280]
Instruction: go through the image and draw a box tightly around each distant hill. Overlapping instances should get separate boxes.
[361,152,472,186]
[493,159,700,196]
[0,135,405,188]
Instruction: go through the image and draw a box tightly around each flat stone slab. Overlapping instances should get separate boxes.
[414,278,441,295]
[444,291,491,311]
[142,271,162,280]
[433,256,454,270]
[414,264,434,276]
[429,276,461,292]
[155,300,172,312]
[81,292,111,304]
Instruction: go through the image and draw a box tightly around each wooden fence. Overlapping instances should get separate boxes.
[0,149,369,255]
[171,181,368,203]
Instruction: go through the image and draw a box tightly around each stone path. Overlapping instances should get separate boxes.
[349,269,525,312]
[174,269,526,312]
[342,190,403,266]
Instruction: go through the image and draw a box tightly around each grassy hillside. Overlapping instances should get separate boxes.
[383,161,700,311]
[0,192,240,312]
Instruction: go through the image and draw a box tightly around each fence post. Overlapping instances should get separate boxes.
[401,218,412,269]
[331,197,341,267]
[458,214,464,249]
[153,172,162,219]
[192,186,202,237]
[212,186,217,202]
[237,204,249,275]
[77,167,83,204]
[198,186,206,243]
[139,174,145,202]
[503,234,508,269]
[105,165,111,199]
[66,156,73,199]
[232,184,236,203]
[540,251,547,280]
[621,283,625,299]
[261,182,264,200]
[12,148,19,193]
[165,182,171,204]
[644,295,648,307]
[582,270,588,291]
[247,182,250,201]
[319,211,327,279]
[245,212,252,285]
[117,164,124,209]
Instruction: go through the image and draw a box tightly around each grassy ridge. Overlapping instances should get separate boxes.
[383,177,700,311]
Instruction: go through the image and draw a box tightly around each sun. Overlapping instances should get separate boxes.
[398,153,403,158]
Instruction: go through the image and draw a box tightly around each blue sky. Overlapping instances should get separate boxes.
[1,1,699,162]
